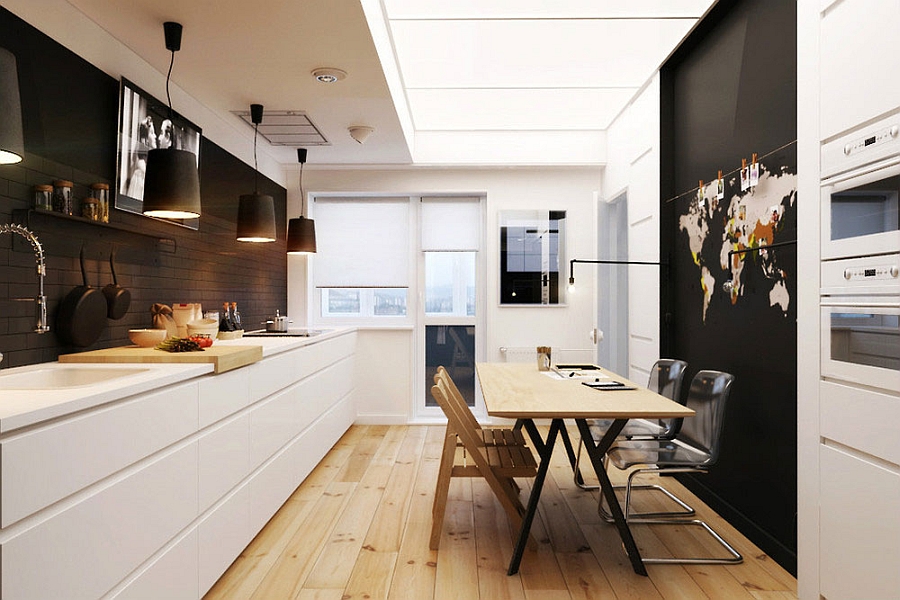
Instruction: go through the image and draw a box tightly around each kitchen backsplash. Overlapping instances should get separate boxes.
[0,7,287,368]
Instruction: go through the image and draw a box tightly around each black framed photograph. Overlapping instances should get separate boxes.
[115,77,201,229]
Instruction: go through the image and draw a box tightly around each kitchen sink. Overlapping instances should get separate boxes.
[243,329,328,337]
[0,366,150,390]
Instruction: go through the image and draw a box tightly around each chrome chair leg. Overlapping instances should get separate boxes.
[634,518,743,564]
[598,466,696,522]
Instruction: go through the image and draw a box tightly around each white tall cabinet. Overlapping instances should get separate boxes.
[798,1,900,598]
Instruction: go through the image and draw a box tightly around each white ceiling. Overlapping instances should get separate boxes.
[64,0,716,167]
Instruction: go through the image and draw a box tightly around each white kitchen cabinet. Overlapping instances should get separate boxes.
[0,329,357,599]
[114,530,199,600]
[1,442,199,599]
[198,486,251,595]
[0,381,199,528]
[820,444,900,600]
[819,0,900,139]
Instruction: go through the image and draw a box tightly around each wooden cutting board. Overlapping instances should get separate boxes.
[59,344,263,374]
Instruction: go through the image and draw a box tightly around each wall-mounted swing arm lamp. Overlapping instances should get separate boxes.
[236,103,276,242]
[0,47,25,164]
[721,240,797,293]
[567,258,667,292]
[286,148,316,254]
[142,22,202,219]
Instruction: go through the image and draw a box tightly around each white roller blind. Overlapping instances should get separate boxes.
[314,197,410,288]
[421,197,481,251]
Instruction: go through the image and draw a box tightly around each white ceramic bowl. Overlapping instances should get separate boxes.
[186,319,219,343]
[128,328,168,347]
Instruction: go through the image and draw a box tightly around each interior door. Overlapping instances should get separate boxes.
[597,192,629,373]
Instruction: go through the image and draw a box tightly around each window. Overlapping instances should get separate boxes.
[313,197,411,320]
[425,252,476,316]
[321,288,408,317]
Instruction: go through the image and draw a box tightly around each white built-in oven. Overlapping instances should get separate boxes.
[821,114,900,260]
[820,254,900,392]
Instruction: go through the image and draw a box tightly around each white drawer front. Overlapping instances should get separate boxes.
[821,380,900,465]
[249,352,297,400]
[199,414,251,512]
[199,368,251,428]
[1,381,198,527]
[820,445,900,599]
[1,442,199,600]
[112,530,199,600]
[198,486,251,596]
[295,332,357,380]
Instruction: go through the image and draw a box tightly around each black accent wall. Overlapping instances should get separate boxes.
[660,0,798,573]
[1,7,287,367]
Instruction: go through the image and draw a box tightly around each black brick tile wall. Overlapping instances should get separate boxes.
[0,7,287,369]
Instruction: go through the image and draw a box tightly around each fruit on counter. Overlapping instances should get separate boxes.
[190,334,214,348]
[155,337,205,352]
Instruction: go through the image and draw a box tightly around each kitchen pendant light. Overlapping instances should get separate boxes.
[286,148,317,254]
[0,47,25,165]
[236,103,276,242]
[142,22,201,219]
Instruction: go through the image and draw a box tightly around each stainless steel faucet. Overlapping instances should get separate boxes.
[1,223,50,333]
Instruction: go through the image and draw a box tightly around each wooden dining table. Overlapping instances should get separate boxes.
[476,362,695,576]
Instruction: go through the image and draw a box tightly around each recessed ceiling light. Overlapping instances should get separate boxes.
[312,68,347,83]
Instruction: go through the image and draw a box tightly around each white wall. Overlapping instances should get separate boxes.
[602,76,662,382]
[288,167,601,422]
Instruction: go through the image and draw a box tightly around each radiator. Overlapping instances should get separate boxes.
[499,346,595,364]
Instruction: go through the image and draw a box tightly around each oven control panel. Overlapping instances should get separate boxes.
[822,254,900,294]
[842,264,900,280]
[842,125,900,157]
[822,112,900,179]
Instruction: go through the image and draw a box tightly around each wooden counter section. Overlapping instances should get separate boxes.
[59,344,263,374]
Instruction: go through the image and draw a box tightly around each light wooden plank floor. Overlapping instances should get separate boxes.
[205,425,797,600]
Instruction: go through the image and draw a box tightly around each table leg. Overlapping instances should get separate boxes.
[575,418,648,576]
[507,418,562,576]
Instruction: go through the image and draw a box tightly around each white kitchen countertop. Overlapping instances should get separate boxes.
[0,327,354,435]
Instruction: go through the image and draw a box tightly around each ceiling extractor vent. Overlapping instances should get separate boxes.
[233,110,330,146]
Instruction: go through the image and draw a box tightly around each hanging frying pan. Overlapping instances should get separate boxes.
[102,248,131,319]
[56,247,107,347]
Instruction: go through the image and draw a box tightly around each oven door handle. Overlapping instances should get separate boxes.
[821,154,900,186]
[821,300,900,309]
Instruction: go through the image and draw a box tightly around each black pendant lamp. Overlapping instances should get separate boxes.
[236,103,276,242]
[143,22,201,219]
[286,148,317,254]
[0,47,25,165]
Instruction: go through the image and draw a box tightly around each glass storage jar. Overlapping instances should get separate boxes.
[90,183,110,223]
[51,180,74,215]
[81,196,100,221]
[33,185,53,211]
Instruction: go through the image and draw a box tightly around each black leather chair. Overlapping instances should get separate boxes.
[601,370,742,564]
[574,359,688,499]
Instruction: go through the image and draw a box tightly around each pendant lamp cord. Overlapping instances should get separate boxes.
[253,121,259,194]
[299,162,305,217]
[165,49,175,123]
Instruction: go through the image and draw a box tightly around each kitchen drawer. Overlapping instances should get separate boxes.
[0,380,198,528]
[198,367,251,428]
[250,356,354,469]
[1,441,199,599]
[199,413,251,512]
[198,486,251,596]
[820,444,900,599]
[294,331,357,380]
[249,351,297,400]
[249,393,355,536]
[821,380,900,465]
[112,530,199,600]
